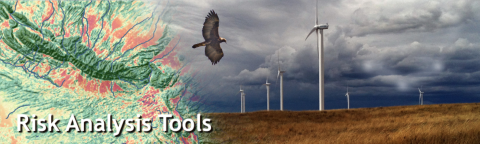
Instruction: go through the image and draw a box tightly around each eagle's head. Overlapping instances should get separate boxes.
[220,38,227,44]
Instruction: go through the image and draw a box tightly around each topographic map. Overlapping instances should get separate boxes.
[0,0,204,143]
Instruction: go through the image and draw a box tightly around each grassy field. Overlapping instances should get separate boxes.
[200,103,480,144]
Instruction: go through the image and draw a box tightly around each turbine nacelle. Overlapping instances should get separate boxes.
[314,24,329,29]
[238,86,244,93]
[276,52,286,86]
[345,86,349,98]
[264,75,271,86]
[277,70,286,80]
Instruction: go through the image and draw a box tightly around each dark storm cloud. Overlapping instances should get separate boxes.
[170,0,480,112]
[346,0,480,37]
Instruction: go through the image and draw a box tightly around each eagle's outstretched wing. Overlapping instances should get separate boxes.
[202,10,220,41]
[205,43,224,65]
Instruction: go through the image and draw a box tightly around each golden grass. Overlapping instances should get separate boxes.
[200,103,480,144]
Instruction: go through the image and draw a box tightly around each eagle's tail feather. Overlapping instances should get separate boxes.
[192,42,206,48]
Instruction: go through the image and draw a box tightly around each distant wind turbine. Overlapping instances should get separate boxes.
[276,52,286,111]
[236,86,245,113]
[263,75,271,111]
[305,0,329,111]
[418,87,424,105]
[345,86,350,109]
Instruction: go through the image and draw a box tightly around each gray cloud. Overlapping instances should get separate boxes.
[346,0,480,37]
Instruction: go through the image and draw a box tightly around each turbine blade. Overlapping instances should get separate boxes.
[266,71,269,83]
[316,0,318,25]
[278,51,280,71]
[277,51,280,87]
[305,28,317,41]
[276,71,279,86]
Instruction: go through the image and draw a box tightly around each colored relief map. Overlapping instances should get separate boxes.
[0,0,203,143]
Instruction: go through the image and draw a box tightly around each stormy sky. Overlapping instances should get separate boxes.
[167,0,480,112]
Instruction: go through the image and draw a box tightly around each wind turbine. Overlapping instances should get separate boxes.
[305,0,328,111]
[345,86,350,109]
[236,86,245,113]
[276,52,286,111]
[263,76,271,111]
[418,87,424,105]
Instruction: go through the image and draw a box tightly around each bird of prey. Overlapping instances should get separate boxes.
[192,10,227,65]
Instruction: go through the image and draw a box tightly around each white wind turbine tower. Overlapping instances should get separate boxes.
[345,86,350,109]
[305,0,328,111]
[236,86,245,113]
[418,87,424,105]
[263,76,271,111]
[276,52,286,111]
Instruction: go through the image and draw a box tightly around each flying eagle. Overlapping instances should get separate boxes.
[192,10,227,65]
